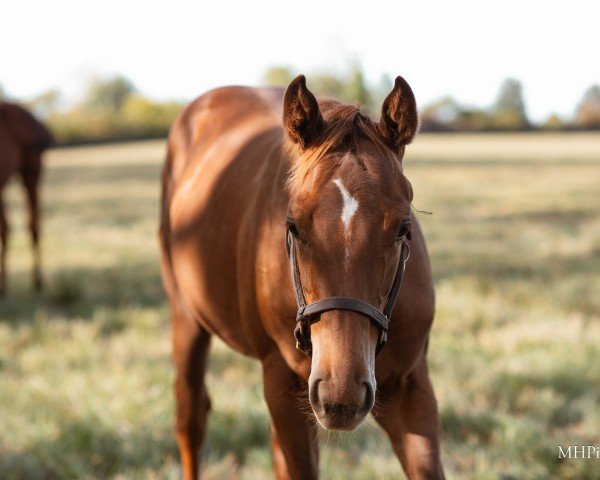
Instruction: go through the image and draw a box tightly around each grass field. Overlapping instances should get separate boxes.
[0,133,599,479]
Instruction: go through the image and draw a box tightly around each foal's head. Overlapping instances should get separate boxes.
[283,75,418,430]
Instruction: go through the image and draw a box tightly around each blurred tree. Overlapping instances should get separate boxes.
[262,66,295,87]
[26,89,62,118]
[573,85,600,129]
[492,78,529,130]
[310,73,345,99]
[0,84,5,101]
[83,75,136,112]
[456,108,494,131]
[541,113,567,131]
[122,95,183,138]
[420,96,462,131]
[260,65,377,115]
[371,73,394,116]
[342,63,373,112]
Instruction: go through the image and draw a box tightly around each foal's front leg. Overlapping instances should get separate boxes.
[262,352,319,480]
[374,357,445,479]
[172,307,212,480]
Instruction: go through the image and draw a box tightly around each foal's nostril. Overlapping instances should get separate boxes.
[309,378,322,410]
[361,382,375,414]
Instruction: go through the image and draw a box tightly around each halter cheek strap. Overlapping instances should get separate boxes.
[286,230,410,357]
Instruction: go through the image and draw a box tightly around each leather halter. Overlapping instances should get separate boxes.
[286,229,410,357]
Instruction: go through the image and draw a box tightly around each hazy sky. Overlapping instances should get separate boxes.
[2,0,598,121]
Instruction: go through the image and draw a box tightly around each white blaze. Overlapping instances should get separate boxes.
[333,178,358,232]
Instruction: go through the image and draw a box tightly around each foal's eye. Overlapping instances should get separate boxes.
[286,220,301,238]
[396,221,412,241]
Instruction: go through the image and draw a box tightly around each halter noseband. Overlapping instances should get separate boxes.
[286,229,410,357]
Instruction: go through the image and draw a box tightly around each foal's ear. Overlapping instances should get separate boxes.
[377,76,418,152]
[283,75,324,149]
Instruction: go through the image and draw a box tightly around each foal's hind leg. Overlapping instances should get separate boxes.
[172,304,212,480]
[263,352,319,480]
[374,356,445,479]
[0,194,8,295]
[20,155,43,291]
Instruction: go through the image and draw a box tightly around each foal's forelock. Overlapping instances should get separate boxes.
[285,101,400,196]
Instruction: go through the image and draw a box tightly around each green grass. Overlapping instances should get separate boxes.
[0,134,598,479]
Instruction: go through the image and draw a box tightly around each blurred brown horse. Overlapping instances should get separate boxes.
[160,76,444,479]
[0,102,53,294]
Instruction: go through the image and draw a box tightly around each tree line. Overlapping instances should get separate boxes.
[263,65,600,132]
[1,67,598,145]
[4,77,184,145]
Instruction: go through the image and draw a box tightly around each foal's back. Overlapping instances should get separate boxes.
[161,86,287,355]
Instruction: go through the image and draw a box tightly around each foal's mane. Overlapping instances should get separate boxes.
[286,100,398,193]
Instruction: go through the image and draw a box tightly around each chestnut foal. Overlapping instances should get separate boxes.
[159,75,444,479]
